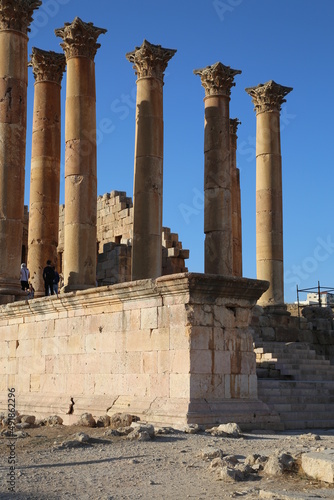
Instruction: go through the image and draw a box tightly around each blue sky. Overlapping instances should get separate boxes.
[24,0,334,303]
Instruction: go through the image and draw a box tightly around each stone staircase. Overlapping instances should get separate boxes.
[255,341,334,430]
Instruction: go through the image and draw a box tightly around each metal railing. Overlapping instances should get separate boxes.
[296,281,334,319]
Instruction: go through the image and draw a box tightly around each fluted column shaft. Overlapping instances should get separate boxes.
[55,17,106,291]
[126,40,176,280]
[27,48,65,296]
[194,62,241,275]
[0,0,41,303]
[246,81,292,306]
[230,118,242,277]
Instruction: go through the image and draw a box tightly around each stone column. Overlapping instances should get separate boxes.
[126,40,176,280]
[27,48,66,297]
[245,80,292,306]
[0,0,41,303]
[55,18,106,291]
[194,63,241,276]
[230,118,242,277]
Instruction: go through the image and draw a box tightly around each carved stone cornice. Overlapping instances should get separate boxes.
[55,17,107,61]
[193,62,241,98]
[0,0,41,34]
[245,80,293,114]
[126,39,176,82]
[29,47,66,85]
[229,118,241,136]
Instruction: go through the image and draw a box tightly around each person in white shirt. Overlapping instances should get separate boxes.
[20,263,30,291]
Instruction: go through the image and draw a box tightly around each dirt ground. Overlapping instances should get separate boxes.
[1,423,334,499]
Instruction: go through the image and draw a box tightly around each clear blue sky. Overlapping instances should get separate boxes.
[24,0,334,303]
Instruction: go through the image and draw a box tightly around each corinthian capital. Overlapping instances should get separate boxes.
[194,62,241,98]
[126,39,176,82]
[0,0,41,34]
[229,118,241,136]
[245,80,293,114]
[55,17,107,61]
[29,47,66,85]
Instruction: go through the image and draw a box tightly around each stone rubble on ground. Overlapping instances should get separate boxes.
[1,413,334,491]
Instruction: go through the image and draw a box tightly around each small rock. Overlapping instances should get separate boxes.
[20,415,36,425]
[96,415,110,428]
[183,424,203,434]
[206,423,242,438]
[76,413,96,427]
[109,413,139,429]
[130,422,155,438]
[200,447,224,460]
[42,415,63,426]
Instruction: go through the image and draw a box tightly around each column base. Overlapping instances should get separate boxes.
[0,280,28,304]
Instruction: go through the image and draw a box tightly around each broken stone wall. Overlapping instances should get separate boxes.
[57,190,189,284]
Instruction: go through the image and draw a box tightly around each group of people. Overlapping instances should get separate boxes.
[20,260,62,298]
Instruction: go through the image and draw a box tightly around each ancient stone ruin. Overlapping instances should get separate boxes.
[1,1,334,431]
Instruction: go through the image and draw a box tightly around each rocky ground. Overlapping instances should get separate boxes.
[1,414,334,499]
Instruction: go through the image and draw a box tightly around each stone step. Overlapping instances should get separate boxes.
[255,350,325,361]
[258,379,334,390]
[268,402,334,412]
[257,392,334,404]
[279,419,334,430]
[258,378,334,429]
[273,369,334,381]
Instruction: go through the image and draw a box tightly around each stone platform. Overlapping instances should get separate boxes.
[0,273,280,429]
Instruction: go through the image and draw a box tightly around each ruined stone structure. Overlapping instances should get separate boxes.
[126,40,176,281]
[55,18,107,292]
[3,2,332,432]
[0,273,281,429]
[27,48,66,297]
[0,0,41,304]
[246,81,292,306]
[194,62,241,276]
[57,190,189,286]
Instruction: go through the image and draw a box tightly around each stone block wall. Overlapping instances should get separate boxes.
[0,273,279,429]
[57,190,189,284]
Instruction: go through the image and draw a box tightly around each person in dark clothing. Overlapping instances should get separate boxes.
[43,260,55,296]
[53,266,60,296]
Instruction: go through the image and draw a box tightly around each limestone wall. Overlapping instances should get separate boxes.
[57,190,189,284]
[0,273,278,429]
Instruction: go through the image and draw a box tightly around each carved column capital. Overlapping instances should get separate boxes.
[230,118,241,136]
[55,17,107,61]
[194,62,241,98]
[29,47,66,85]
[245,80,293,114]
[0,0,41,34]
[126,39,176,83]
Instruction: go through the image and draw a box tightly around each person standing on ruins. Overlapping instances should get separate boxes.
[43,260,55,296]
[20,263,30,291]
[53,266,60,297]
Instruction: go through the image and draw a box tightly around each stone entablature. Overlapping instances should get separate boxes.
[0,273,279,429]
